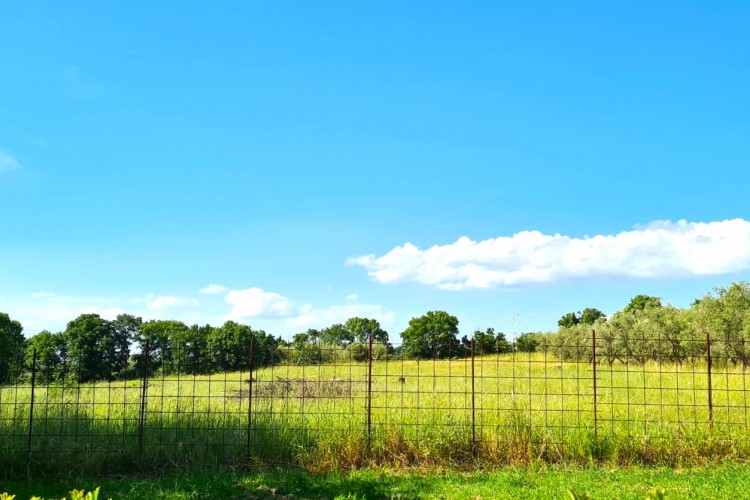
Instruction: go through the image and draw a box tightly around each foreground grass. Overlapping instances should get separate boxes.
[4,464,750,499]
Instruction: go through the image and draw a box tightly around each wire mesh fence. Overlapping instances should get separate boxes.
[2,330,750,477]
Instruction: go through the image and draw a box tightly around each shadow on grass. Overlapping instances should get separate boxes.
[3,468,438,500]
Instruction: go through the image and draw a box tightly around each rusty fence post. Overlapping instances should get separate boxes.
[706,332,713,429]
[367,334,373,455]
[27,349,37,455]
[591,329,598,443]
[138,340,150,454]
[247,335,256,461]
[471,337,477,459]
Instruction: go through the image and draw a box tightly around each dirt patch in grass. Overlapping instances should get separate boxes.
[235,377,366,399]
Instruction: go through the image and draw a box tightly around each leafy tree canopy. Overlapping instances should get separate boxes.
[624,295,662,314]
[558,312,579,328]
[0,313,25,383]
[580,307,606,325]
[558,308,605,328]
[401,310,460,359]
[345,317,389,345]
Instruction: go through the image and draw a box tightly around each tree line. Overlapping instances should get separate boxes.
[0,309,529,384]
[3,281,747,383]
[542,282,750,366]
[0,314,285,383]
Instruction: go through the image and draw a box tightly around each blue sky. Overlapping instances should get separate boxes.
[2,1,749,339]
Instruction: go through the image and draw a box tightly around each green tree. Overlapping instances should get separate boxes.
[171,323,212,374]
[693,283,750,367]
[344,317,389,344]
[0,313,25,383]
[107,314,139,378]
[64,314,115,382]
[291,329,326,364]
[495,331,512,354]
[472,328,498,355]
[579,308,606,325]
[401,310,460,359]
[558,312,580,328]
[558,309,605,328]
[138,320,189,374]
[515,332,540,353]
[26,330,67,383]
[251,329,283,368]
[319,323,353,346]
[648,305,691,364]
[208,321,254,372]
[624,295,662,314]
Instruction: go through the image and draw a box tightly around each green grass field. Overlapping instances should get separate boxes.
[2,353,750,478]
[4,464,750,499]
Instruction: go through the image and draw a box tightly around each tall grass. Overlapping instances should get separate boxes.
[2,352,750,478]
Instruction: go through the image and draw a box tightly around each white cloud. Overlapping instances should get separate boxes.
[4,284,395,337]
[224,288,296,320]
[346,293,358,301]
[6,293,125,332]
[285,303,395,329]
[147,295,199,311]
[348,219,750,290]
[4,291,206,334]
[221,287,394,330]
[0,149,21,173]
[199,283,228,294]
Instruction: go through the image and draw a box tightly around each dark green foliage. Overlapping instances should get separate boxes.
[558,308,605,328]
[137,320,189,375]
[345,317,389,344]
[558,312,580,328]
[472,328,497,355]
[0,313,25,384]
[291,329,329,364]
[347,342,368,361]
[170,323,212,374]
[319,323,352,346]
[514,332,540,353]
[208,321,253,372]
[293,329,320,348]
[624,294,662,314]
[495,331,512,353]
[579,307,605,325]
[401,310,460,359]
[317,317,389,347]
[64,314,122,382]
[26,330,67,383]
[249,329,283,369]
[108,314,140,377]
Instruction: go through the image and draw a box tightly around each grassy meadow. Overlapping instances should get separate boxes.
[6,464,750,499]
[2,352,750,479]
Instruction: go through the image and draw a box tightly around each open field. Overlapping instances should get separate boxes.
[2,352,750,478]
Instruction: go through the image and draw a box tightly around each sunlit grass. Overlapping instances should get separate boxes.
[2,352,750,477]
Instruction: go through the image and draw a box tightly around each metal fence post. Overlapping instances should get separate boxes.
[706,332,713,429]
[247,335,255,461]
[591,329,598,443]
[138,340,150,454]
[27,349,37,454]
[471,337,477,459]
[367,334,373,455]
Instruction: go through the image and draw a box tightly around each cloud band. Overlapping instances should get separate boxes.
[348,219,750,290]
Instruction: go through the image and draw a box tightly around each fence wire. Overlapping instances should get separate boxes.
[2,331,750,477]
